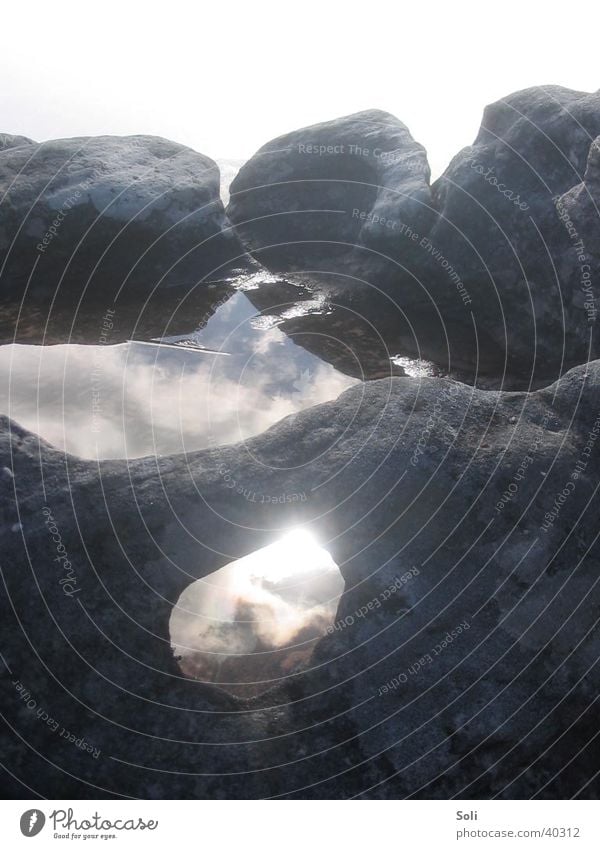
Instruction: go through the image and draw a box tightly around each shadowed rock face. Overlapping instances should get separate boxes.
[227,109,433,273]
[429,85,600,379]
[0,279,236,346]
[558,135,600,317]
[2,361,600,798]
[227,89,600,384]
[0,135,250,307]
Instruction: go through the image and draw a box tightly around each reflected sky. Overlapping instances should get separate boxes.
[0,291,357,459]
[170,529,345,697]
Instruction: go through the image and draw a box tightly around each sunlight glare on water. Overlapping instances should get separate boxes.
[170,529,345,697]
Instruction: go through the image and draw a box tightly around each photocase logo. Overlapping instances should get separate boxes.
[20,809,46,837]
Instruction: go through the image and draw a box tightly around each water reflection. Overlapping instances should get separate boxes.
[389,355,441,379]
[0,280,236,346]
[0,291,357,459]
[0,267,443,383]
[170,529,344,698]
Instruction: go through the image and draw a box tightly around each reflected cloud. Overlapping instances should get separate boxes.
[0,291,357,459]
[170,529,344,697]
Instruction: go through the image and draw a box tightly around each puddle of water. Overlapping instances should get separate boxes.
[0,268,454,458]
[0,290,357,459]
[170,529,344,698]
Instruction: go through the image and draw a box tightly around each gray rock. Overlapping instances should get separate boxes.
[0,135,250,304]
[227,109,432,273]
[556,134,600,315]
[228,89,600,384]
[0,133,35,151]
[1,360,599,797]
[427,85,600,378]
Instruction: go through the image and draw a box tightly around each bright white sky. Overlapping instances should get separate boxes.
[2,0,598,179]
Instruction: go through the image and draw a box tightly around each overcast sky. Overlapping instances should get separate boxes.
[2,0,598,178]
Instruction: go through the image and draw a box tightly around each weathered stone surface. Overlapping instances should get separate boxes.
[0,135,249,305]
[227,109,432,273]
[429,85,600,379]
[2,359,599,798]
[0,132,34,151]
[555,135,600,319]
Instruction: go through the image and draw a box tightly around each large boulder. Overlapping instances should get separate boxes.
[0,135,249,306]
[1,360,600,797]
[227,111,477,378]
[227,109,433,273]
[428,85,600,378]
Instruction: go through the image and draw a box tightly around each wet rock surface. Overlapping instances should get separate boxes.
[2,361,600,798]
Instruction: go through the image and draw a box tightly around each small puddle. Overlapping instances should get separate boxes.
[0,269,445,458]
[0,286,358,459]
